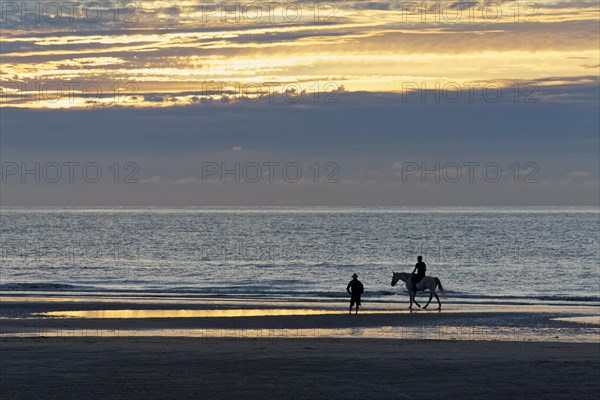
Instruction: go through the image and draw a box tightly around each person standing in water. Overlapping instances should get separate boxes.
[346,273,364,314]
[411,256,426,291]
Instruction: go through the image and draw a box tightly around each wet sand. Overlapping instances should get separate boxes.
[2,295,599,341]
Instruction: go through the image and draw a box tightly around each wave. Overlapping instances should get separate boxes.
[439,290,599,303]
[0,282,94,291]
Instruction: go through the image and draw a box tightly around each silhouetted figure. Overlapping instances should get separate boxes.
[411,256,426,291]
[347,273,364,314]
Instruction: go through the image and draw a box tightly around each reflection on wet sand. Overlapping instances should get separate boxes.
[5,325,599,343]
[41,309,348,318]
[35,304,600,319]
[3,304,597,343]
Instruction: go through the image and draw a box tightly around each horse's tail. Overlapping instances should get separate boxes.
[434,277,446,298]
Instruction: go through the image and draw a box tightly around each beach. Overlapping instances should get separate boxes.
[1,294,599,400]
[2,337,599,400]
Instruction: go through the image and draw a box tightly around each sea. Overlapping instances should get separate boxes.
[1,207,598,306]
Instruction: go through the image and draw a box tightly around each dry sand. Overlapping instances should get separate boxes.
[1,337,599,400]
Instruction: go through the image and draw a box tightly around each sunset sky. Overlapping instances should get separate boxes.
[1,1,598,205]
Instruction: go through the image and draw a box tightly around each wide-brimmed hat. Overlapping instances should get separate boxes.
[352,273,358,278]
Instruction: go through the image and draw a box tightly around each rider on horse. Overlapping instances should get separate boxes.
[411,256,426,291]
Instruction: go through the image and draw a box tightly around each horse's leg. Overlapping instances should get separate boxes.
[434,292,441,309]
[423,290,433,309]
[413,290,421,308]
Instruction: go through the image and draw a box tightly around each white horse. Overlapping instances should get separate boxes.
[391,272,445,309]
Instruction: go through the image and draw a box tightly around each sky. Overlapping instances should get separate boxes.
[0,0,599,206]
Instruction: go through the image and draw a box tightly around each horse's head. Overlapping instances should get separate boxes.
[391,272,409,286]
[391,272,400,286]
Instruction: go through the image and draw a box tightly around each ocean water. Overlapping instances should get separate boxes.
[1,207,598,305]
